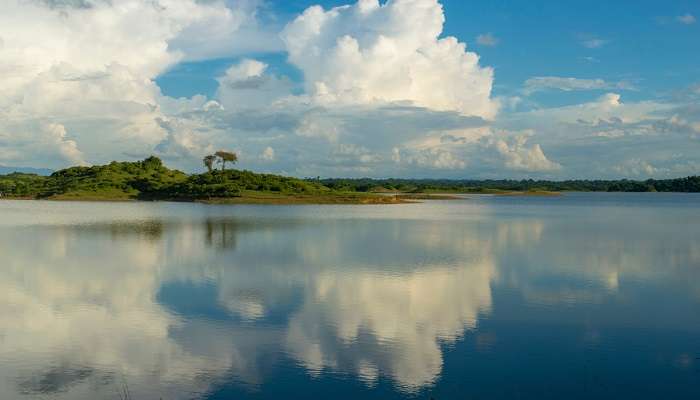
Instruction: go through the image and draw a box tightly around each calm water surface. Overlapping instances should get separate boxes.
[1,193,699,399]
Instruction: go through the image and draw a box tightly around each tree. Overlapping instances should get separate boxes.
[142,156,163,170]
[215,151,238,171]
[203,155,216,172]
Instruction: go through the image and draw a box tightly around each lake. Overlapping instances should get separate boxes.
[1,193,699,399]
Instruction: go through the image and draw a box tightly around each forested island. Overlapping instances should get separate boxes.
[0,156,400,204]
[0,155,698,204]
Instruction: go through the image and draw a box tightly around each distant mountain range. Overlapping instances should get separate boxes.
[0,166,53,176]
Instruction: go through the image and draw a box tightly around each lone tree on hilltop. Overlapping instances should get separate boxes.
[203,155,217,172]
[214,151,238,171]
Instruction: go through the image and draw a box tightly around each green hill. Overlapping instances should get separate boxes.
[42,157,187,200]
[0,157,398,204]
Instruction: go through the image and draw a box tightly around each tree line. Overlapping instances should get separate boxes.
[319,176,700,193]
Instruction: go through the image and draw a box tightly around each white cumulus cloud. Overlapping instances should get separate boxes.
[1,0,694,179]
[281,0,498,119]
[0,0,275,169]
[491,134,561,172]
[216,59,293,110]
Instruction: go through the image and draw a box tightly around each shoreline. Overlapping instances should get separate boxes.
[493,190,563,197]
[0,192,414,205]
[371,191,563,199]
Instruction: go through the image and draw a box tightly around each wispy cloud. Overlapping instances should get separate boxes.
[582,38,608,49]
[656,13,697,25]
[523,77,636,95]
[578,33,609,49]
[677,13,696,25]
[476,33,499,47]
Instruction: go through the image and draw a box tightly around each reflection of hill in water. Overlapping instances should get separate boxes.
[19,217,304,250]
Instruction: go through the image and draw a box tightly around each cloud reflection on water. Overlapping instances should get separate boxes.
[0,199,699,399]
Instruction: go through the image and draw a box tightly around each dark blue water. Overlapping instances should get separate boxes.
[0,193,698,399]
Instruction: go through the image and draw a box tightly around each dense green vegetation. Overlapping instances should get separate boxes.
[0,172,49,198]
[161,169,328,200]
[320,177,700,193]
[0,157,328,201]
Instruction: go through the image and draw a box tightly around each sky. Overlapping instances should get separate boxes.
[0,0,698,179]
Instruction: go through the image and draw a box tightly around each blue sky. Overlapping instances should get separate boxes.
[440,0,700,102]
[1,0,699,178]
[158,0,700,105]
